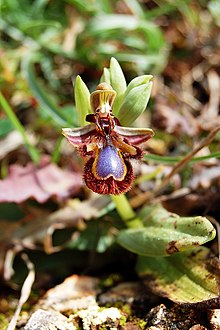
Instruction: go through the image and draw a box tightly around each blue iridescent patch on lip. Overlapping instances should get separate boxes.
[94,145,126,181]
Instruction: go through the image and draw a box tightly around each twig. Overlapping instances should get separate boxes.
[131,126,220,208]
[7,254,35,330]
[154,126,220,194]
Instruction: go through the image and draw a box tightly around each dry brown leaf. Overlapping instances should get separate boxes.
[0,156,83,203]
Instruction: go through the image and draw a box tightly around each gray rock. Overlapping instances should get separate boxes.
[24,309,76,330]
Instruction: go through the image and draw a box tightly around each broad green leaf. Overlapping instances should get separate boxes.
[137,247,219,304]
[139,204,216,237]
[109,57,127,115]
[117,226,215,257]
[117,81,152,126]
[74,75,91,126]
[117,204,215,256]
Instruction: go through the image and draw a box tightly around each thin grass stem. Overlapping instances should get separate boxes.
[0,91,40,164]
[144,151,220,164]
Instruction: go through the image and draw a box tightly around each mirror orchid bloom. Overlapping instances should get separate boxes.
[62,83,154,195]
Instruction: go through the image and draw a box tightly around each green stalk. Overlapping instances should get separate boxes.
[111,194,143,228]
[0,91,40,164]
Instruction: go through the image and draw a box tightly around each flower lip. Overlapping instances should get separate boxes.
[84,157,134,195]
[93,144,127,181]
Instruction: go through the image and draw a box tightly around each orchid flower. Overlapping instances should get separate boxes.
[62,81,154,195]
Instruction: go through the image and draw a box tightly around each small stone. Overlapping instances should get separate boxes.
[189,325,207,330]
[208,309,220,330]
[38,275,99,312]
[98,282,142,305]
[146,304,167,327]
[24,309,75,330]
[77,305,121,330]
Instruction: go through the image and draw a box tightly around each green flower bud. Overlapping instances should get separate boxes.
[124,75,153,97]
[109,57,127,115]
[100,68,111,84]
[74,75,91,126]
[117,76,153,126]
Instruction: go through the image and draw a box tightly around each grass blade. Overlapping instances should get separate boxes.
[0,91,40,164]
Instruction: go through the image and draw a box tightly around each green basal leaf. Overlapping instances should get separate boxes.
[117,226,214,257]
[139,204,215,236]
[117,204,215,257]
[109,57,127,115]
[117,80,152,126]
[137,247,219,304]
[74,75,91,127]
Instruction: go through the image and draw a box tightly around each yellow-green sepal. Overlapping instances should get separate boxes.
[109,57,127,115]
[100,68,111,84]
[117,75,153,126]
[124,75,153,97]
[74,75,91,127]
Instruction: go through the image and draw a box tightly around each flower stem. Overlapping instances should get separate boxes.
[0,91,40,164]
[111,194,143,228]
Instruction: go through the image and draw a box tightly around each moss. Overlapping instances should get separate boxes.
[119,315,127,326]
[138,319,147,329]
[0,314,9,330]
[105,302,131,316]
[99,274,122,290]
[121,304,131,315]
